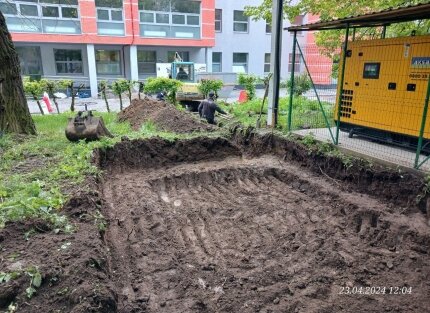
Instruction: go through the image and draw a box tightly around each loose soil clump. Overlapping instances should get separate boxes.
[118,97,216,133]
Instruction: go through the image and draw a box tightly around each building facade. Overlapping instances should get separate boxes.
[1,0,306,97]
[212,0,306,79]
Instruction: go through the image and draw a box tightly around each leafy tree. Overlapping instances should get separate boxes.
[99,81,110,113]
[59,79,84,112]
[111,79,130,110]
[0,11,36,134]
[238,74,258,101]
[43,79,60,114]
[23,78,45,115]
[245,0,430,57]
[144,77,183,104]
[197,79,224,98]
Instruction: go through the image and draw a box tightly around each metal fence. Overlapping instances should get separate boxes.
[286,33,430,171]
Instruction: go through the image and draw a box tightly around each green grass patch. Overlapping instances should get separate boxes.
[221,96,334,130]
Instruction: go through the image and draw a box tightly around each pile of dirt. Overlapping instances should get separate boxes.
[118,97,216,133]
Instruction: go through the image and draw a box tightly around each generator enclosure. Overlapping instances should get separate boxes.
[334,35,430,149]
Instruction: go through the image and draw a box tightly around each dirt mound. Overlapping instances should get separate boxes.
[118,97,216,133]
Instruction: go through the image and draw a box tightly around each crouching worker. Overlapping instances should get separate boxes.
[198,91,226,125]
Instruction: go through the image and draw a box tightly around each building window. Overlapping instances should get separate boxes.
[54,49,83,75]
[168,51,189,62]
[16,46,43,77]
[233,10,248,32]
[215,9,222,32]
[96,50,121,75]
[96,0,124,36]
[266,21,271,34]
[139,0,201,39]
[212,52,222,72]
[0,0,81,34]
[264,53,271,73]
[138,51,157,74]
[288,53,301,73]
[233,53,248,73]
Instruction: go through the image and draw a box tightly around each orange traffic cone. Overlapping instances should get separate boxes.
[238,90,248,103]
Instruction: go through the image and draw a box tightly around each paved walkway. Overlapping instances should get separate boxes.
[293,127,429,172]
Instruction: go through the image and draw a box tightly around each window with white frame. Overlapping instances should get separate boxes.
[137,51,157,74]
[215,9,222,32]
[233,10,248,32]
[96,0,124,36]
[96,50,122,75]
[138,0,201,39]
[16,46,43,76]
[0,0,81,34]
[167,51,189,62]
[212,52,222,72]
[264,53,271,73]
[233,53,248,73]
[288,53,301,72]
[54,49,83,75]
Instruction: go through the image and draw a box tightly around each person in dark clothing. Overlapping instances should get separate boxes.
[156,91,166,101]
[198,91,226,124]
[176,67,189,80]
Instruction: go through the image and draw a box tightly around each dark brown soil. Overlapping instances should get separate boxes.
[118,97,216,133]
[96,134,430,313]
[0,193,117,313]
[2,130,429,312]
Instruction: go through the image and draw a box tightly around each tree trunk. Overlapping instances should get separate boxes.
[102,90,110,113]
[53,97,60,114]
[119,95,123,111]
[0,11,36,134]
[70,85,75,112]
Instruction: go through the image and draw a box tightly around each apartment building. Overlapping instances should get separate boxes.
[1,0,306,97]
[212,0,306,78]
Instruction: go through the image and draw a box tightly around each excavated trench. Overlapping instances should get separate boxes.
[95,134,430,313]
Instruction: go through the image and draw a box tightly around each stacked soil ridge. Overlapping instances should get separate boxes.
[118,97,216,133]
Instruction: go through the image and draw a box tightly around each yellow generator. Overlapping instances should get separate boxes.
[334,34,430,151]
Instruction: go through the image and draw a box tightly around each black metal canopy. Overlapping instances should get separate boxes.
[286,2,430,32]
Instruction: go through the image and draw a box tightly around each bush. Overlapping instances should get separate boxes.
[197,79,223,98]
[287,73,312,96]
[144,77,183,104]
[238,73,257,101]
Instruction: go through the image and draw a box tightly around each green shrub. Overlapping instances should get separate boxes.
[23,77,45,115]
[238,73,257,101]
[197,79,223,98]
[144,77,183,104]
[287,73,312,96]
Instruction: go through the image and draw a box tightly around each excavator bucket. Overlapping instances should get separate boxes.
[65,111,113,142]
